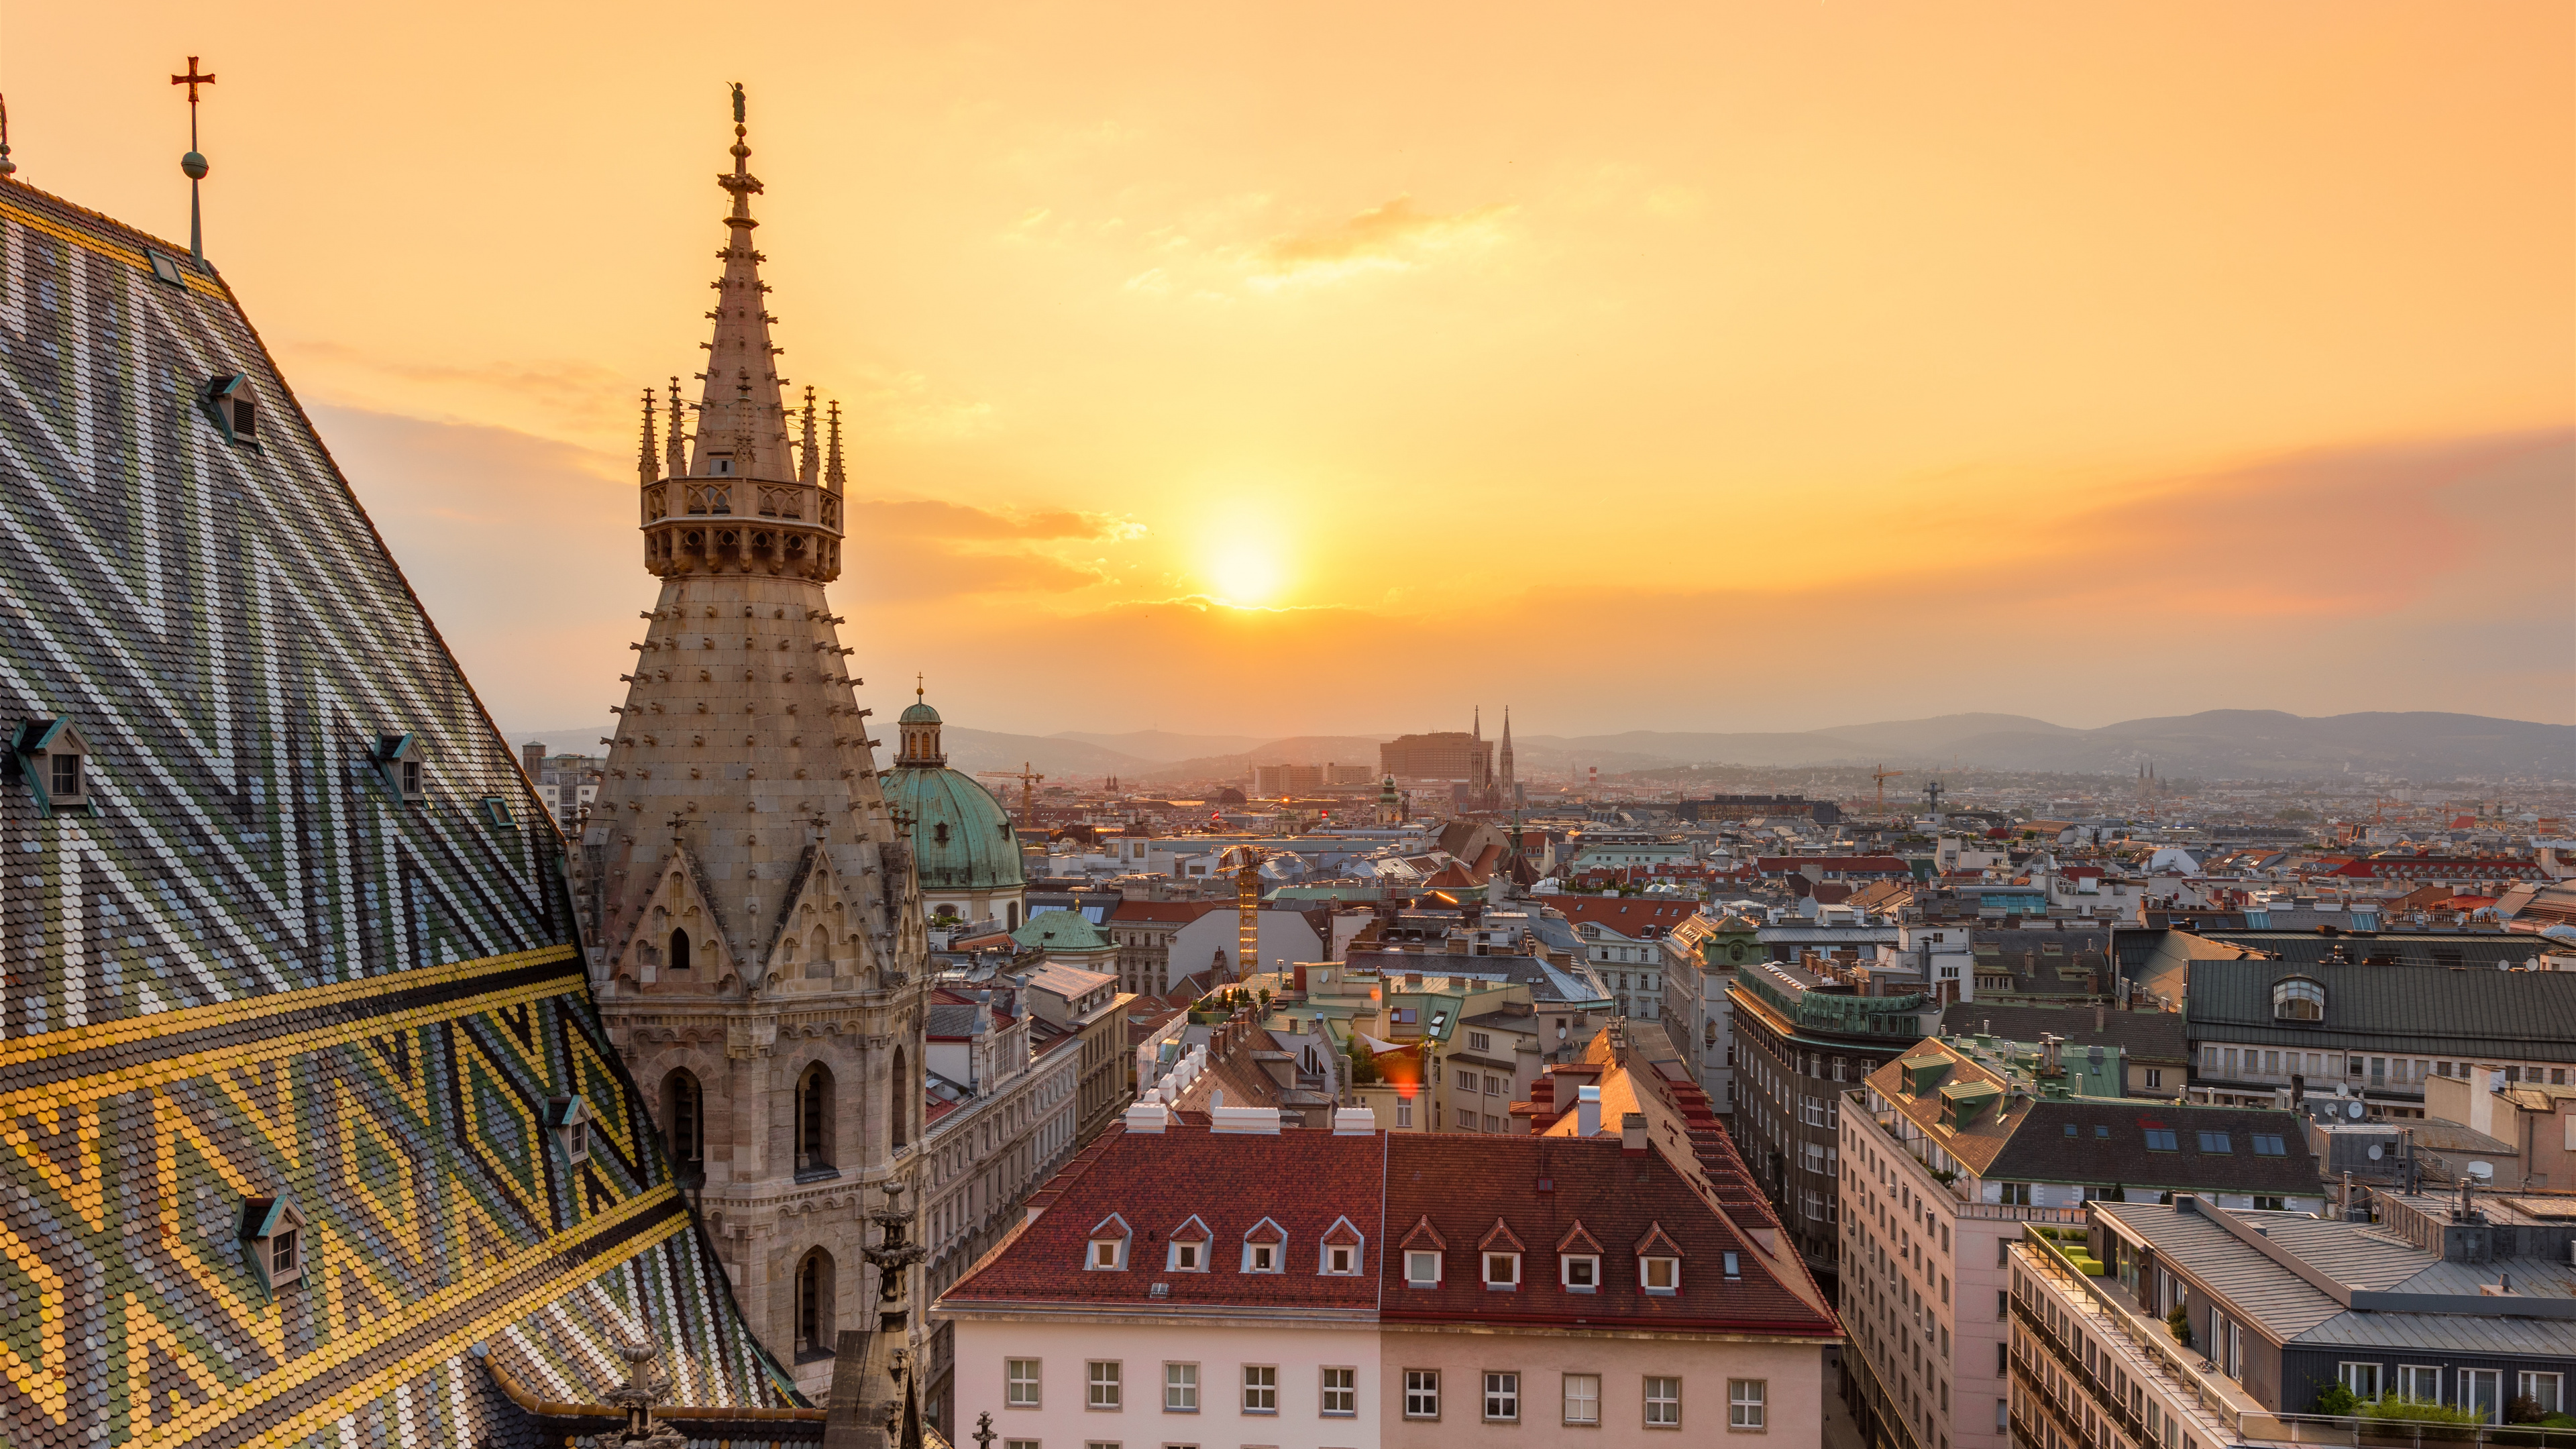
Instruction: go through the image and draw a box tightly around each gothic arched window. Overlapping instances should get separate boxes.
[796,1064,834,1175]
[890,1046,910,1151]
[669,927,692,973]
[794,1249,834,1360]
[664,1070,704,1179]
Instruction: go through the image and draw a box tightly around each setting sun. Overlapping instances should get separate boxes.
[1208,540,1287,605]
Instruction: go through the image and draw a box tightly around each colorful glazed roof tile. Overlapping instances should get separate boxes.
[0,176,802,1449]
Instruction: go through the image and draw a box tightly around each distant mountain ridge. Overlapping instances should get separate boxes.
[506,710,2571,784]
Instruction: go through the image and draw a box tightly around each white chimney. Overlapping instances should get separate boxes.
[1332,1107,1377,1136]
[1576,1083,1602,1137]
[1621,1112,1648,1153]
[1212,1105,1283,1135]
[1124,1101,1171,1134]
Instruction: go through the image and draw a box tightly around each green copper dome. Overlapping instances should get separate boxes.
[890,763,1025,892]
[900,699,942,725]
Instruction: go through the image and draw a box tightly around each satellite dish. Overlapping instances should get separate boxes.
[2469,1161,2495,1182]
[2367,1144,2384,1161]
[2347,1101,2365,1120]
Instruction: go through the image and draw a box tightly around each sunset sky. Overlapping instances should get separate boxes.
[9,2,2571,741]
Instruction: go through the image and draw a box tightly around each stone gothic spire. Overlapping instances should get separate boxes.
[688,84,794,482]
[1499,705,1515,790]
[637,388,657,485]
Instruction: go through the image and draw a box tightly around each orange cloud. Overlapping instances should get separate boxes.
[1245,196,1514,288]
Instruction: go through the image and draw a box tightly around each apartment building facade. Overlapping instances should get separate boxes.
[2008,1193,2576,1449]
[1841,1037,2326,1449]
[936,1099,1838,1449]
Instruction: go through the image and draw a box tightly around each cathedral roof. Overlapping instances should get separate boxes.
[0,175,800,1447]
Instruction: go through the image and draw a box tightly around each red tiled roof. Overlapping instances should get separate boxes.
[1544,898,1701,935]
[1106,900,1232,924]
[940,1126,1386,1312]
[1379,1133,1836,1334]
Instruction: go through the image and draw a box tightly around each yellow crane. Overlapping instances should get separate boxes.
[1872,764,1907,810]
[1220,845,1273,984]
[975,762,1046,820]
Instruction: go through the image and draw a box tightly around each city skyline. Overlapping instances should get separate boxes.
[9,0,2569,738]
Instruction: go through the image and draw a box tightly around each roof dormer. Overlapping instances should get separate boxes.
[11,718,95,817]
[1166,1214,1212,1273]
[239,1189,308,1294]
[200,373,261,449]
[1318,1215,1366,1276]
[1085,1212,1132,1271]
[1241,1216,1287,1274]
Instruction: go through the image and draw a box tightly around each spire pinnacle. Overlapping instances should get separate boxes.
[800,386,820,485]
[663,377,687,475]
[825,400,846,490]
[686,85,792,480]
[637,388,657,484]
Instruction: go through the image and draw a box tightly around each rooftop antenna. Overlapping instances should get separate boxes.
[171,56,217,268]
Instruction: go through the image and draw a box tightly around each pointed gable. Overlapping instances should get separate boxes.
[1399,1214,1447,1253]
[1242,1216,1287,1245]
[1168,1213,1212,1244]
[1321,1215,1368,1247]
[1477,1218,1525,1254]
[1556,1220,1603,1256]
[1634,1221,1684,1258]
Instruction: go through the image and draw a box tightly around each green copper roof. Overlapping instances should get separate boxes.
[1012,908,1109,953]
[889,763,1025,891]
[900,699,942,724]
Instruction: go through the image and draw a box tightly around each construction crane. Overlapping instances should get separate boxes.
[975,762,1046,821]
[1872,763,1907,809]
[1219,845,1273,985]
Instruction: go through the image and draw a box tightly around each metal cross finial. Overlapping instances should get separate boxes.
[171,57,217,266]
[172,57,216,105]
[0,95,16,178]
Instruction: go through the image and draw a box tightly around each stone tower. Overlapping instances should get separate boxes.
[576,91,930,1402]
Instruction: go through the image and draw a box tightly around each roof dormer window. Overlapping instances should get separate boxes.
[239,1191,308,1293]
[2272,977,2325,1022]
[546,1095,595,1165]
[1085,1212,1132,1271]
[201,374,260,449]
[11,719,94,817]
[371,733,425,803]
[1318,1216,1366,1276]
[1242,1217,1287,1273]
[1167,1215,1212,1272]
[1636,1222,1684,1295]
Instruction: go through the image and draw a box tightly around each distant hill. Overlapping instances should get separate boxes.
[511,710,2571,784]
[1050,729,1271,762]
[1532,710,2571,780]
[1140,735,1398,783]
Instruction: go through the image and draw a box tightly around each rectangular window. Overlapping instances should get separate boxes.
[1485,1372,1521,1421]
[1564,1254,1599,1291]
[2518,1372,2563,1417]
[1728,1379,1765,1430]
[2198,1132,2231,1153]
[1407,1250,1440,1287]
[1007,1358,1042,1407]
[1564,1373,1601,1425]
[1163,1362,1197,1412]
[1327,1244,1356,1275]
[1089,1360,1122,1409]
[1485,1252,1520,1287]
[1321,1366,1356,1417]
[1240,1364,1277,1413]
[2463,1369,2503,1424]
[2143,1128,2178,1151]
[2251,1134,2286,1157]
[1642,1255,1679,1293]
[2145,1068,2163,1089]
[1246,1242,1276,1273]
[2339,1363,2381,1401]
[1405,1368,1441,1419]
[1646,1375,1682,1429]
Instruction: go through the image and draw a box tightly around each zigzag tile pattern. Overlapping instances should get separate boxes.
[0,178,804,1449]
